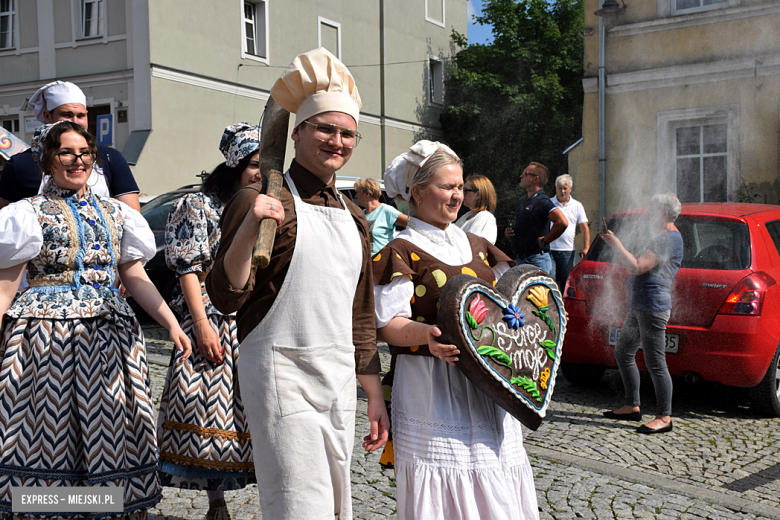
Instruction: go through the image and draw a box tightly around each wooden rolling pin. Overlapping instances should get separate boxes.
[252,97,290,268]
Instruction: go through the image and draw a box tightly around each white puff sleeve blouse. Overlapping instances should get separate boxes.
[0,201,43,269]
[455,210,498,244]
[0,199,155,269]
[118,201,156,264]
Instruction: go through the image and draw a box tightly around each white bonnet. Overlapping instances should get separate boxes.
[383,140,459,201]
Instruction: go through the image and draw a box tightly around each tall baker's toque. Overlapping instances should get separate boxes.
[270,47,362,127]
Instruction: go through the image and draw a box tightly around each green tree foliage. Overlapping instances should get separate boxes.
[442,0,584,243]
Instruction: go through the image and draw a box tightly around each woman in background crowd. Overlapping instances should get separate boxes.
[156,123,260,520]
[0,120,191,519]
[355,177,409,256]
[600,193,683,435]
[373,140,538,520]
[455,173,498,244]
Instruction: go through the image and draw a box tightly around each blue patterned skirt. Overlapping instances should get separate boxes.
[0,315,161,518]
[156,313,255,491]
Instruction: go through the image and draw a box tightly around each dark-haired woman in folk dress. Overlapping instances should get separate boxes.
[156,123,260,520]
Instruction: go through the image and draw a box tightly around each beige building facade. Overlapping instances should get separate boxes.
[0,0,466,195]
[570,0,780,222]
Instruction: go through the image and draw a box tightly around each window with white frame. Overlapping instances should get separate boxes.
[81,0,103,39]
[0,0,15,50]
[657,105,739,203]
[1,117,19,135]
[428,56,444,105]
[318,17,340,59]
[426,0,445,27]
[675,124,728,202]
[672,0,729,15]
[243,1,267,59]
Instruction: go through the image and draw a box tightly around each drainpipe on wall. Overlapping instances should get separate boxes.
[379,0,387,172]
[598,4,606,223]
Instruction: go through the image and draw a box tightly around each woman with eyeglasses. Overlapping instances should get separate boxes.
[156,124,259,520]
[373,141,538,520]
[455,174,498,244]
[0,120,191,520]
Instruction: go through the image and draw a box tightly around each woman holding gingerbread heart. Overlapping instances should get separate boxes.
[372,141,539,520]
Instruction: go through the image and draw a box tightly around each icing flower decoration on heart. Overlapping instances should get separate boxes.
[527,286,550,310]
[468,294,488,325]
[502,304,524,330]
[539,367,551,390]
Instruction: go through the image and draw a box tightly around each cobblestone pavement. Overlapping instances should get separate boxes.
[143,325,780,520]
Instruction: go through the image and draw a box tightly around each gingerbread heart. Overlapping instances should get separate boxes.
[438,264,566,430]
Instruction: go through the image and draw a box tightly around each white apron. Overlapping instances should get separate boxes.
[238,170,362,520]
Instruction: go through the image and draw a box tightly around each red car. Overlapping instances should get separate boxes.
[562,203,780,416]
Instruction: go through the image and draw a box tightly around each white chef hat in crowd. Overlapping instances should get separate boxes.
[270,47,361,128]
[383,140,459,201]
[28,81,87,123]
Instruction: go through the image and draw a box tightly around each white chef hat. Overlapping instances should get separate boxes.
[270,47,361,128]
[28,81,87,123]
[383,140,459,201]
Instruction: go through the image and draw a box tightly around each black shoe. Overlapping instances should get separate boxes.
[637,420,673,434]
[603,410,642,421]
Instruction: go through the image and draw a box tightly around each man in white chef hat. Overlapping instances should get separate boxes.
[0,80,140,210]
[207,48,388,520]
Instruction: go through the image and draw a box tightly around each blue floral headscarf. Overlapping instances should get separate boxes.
[219,123,261,168]
[30,120,72,167]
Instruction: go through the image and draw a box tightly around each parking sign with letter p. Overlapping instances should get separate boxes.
[96,114,113,146]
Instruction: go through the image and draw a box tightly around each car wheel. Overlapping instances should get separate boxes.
[560,360,606,386]
[750,340,780,417]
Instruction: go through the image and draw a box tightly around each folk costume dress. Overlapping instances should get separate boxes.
[373,218,540,520]
[0,182,160,517]
[156,192,254,490]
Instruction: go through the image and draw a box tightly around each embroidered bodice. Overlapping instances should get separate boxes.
[1,183,154,319]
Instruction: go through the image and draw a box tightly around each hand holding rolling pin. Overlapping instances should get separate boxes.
[249,192,285,227]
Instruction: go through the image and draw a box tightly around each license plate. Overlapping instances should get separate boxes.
[608,327,679,353]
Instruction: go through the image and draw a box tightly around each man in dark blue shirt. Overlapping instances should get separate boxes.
[0,81,140,211]
[504,162,568,274]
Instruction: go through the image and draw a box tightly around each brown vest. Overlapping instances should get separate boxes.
[372,232,514,385]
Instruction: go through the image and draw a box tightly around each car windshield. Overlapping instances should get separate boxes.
[588,214,750,270]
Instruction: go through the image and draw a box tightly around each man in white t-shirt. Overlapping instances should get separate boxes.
[549,174,590,291]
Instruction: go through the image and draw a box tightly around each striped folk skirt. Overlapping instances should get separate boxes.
[156,313,255,491]
[0,315,161,518]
